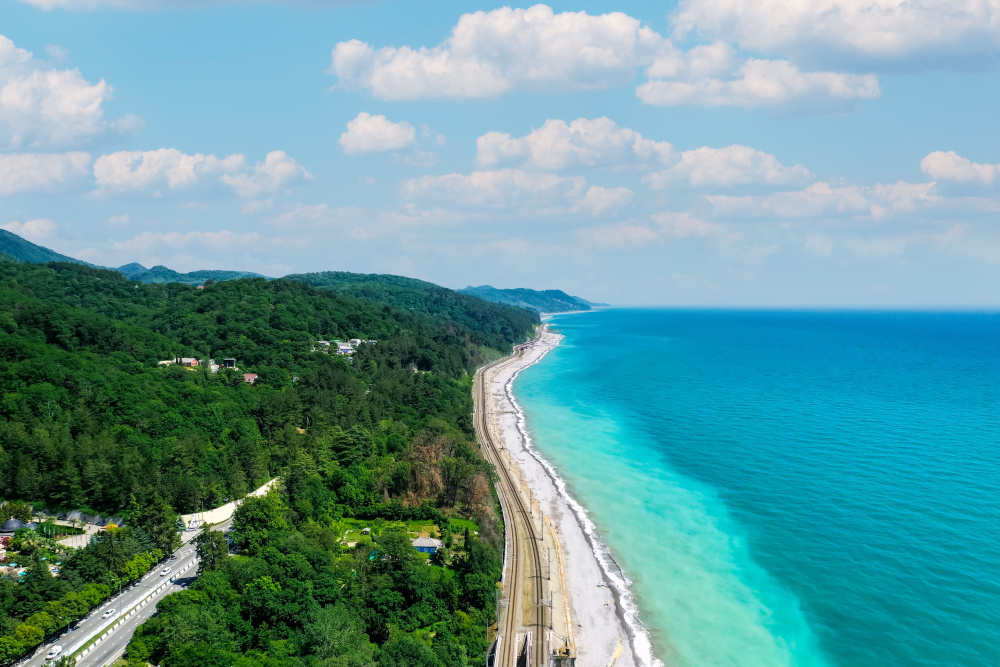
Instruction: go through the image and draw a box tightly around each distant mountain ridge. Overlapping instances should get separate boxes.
[459,285,609,313]
[116,263,267,285]
[0,230,603,318]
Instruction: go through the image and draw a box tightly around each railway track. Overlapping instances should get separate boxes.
[475,352,548,667]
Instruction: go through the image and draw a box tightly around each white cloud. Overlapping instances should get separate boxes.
[644,145,811,188]
[673,0,1000,67]
[220,150,313,198]
[2,218,56,241]
[707,181,940,220]
[577,222,662,249]
[331,5,664,99]
[108,213,130,225]
[330,5,879,112]
[576,186,633,216]
[477,117,675,169]
[93,148,311,197]
[0,34,127,148]
[340,112,417,155]
[577,211,723,249]
[94,148,244,191]
[402,168,586,209]
[652,211,722,238]
[920,151,998,185]
[637,58,879,110]
[0,151,90,194]
[112,229,263,253]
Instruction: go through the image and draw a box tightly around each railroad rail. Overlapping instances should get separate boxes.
[475,350,549,667]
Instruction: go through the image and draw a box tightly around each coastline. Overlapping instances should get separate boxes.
[491,325,661,667]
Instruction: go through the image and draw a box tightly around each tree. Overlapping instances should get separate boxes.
[194,529,229,574]
[306,604,375,664]
[229,492,286,556]
[125,493,181,554]
[379,636,443,667]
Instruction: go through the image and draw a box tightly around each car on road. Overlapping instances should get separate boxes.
[160,566,172,576]
[102,608,116,619]
[45,646,63,660]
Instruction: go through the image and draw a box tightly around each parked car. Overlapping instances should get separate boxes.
[45,646,63,660]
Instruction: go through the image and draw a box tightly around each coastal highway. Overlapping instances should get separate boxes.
[21,519,231,667]
[475,352,549,667]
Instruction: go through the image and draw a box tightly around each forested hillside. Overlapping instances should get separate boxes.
[0,230,89,266]
[459,285,605,313]
[0,260,526,665]
[286,271,539,353]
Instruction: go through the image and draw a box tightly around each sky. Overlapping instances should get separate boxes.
[1,0,1000,306]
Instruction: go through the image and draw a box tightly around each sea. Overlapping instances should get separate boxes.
[513,309,1000,667]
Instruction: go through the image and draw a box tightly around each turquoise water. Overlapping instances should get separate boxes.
[514,309,1000,667]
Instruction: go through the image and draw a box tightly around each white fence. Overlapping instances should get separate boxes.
[73,560,195,663]
[180,478,278,529]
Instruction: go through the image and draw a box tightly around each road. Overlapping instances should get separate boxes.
[475,352,548,667]
[21,519,231,667]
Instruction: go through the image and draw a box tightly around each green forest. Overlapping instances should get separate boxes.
[0,259,534,665]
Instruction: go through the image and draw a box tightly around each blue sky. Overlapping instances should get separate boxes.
[2,0,1000,305]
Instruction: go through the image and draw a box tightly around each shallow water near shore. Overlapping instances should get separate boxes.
[514,309,1000,667]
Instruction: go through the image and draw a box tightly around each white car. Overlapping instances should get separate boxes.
[45,646,63,660]
[101,608,116,619]
[160,566,172,576]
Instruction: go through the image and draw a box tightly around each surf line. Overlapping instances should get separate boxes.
[501,329,663,667]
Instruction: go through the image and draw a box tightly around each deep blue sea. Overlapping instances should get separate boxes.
[514,309,1000,667]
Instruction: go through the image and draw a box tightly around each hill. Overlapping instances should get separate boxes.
[0,259,508,664]
[286,270,540,353]
[0,229,91,265]
[116,262,268,285]
[460,284,608,313]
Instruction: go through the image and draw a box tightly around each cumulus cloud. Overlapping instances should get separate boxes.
[672,0,1000,67]
[0,152,90,194]
[652,211,722,238]
[331,5,665,99]
[93,148,311,197]
[330,5,880,112]
[644,145,811,188]
[94,148,244,192]
[402,168,586,209]
[0,34,131,148]
[340,112,417,155]
[576,186,633,216]
[577,211,722,248]
[637,58,879,110]
[220,150,313,198]
[477,117,675,169]
[707,181,940,220]
[920,151,998,185]
[477,117,810,189]
[1,218,56,241]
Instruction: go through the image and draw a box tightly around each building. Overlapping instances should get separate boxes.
[411,537,443,554]
[349,339,361,346]
[243,373,258,384]
[222,358,237,370]
[178,357,199,367]
[337,344,354,355]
